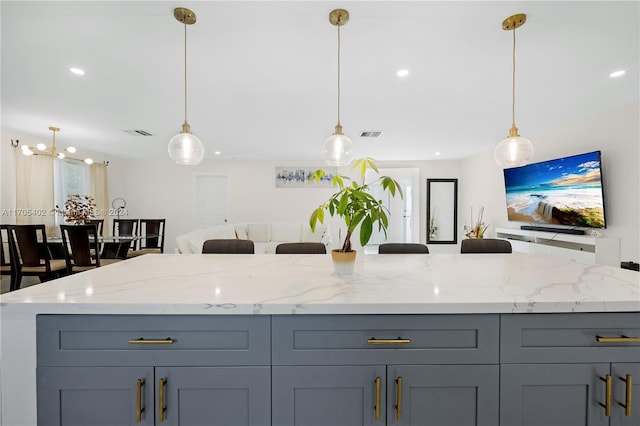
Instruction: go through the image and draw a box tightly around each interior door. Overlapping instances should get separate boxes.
[365,168,419,246]
[192,174,229,229]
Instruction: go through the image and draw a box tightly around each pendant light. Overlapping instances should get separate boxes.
[494,14,534,168]
[168,7,204,165]
[322,9,354,167]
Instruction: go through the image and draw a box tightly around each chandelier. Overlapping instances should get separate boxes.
[21,127,93,164]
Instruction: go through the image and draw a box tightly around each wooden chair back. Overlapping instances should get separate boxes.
[61,224,101,268]
[138,219,166,252]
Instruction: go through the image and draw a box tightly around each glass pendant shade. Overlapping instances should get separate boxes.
[322,132,354,166]
[168,126,204,165]
[170,7,203,166]
[496,14,533,169]
[494,132,534,168]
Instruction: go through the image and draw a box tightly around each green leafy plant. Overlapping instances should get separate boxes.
[309,158,403,252]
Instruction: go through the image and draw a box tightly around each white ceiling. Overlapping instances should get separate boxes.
[2,1,638,162]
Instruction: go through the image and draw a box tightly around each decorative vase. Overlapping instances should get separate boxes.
[331,250,356,275]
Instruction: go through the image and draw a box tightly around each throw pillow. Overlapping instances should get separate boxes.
[247,224,269,242]
[234,224,248,239]
[271,222,301,242]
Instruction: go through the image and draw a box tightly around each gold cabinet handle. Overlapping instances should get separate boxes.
[128,337,175,345]
[136,379,145,424]
[374,377,381,421]
[159,378,167,423]
[618,374,632,417]
[599,375,612,417]
[396,377,403,421]
[596,335,640,343]
[367,338,411,345]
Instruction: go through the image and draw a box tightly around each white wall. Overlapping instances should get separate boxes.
[108,159,463,253]
[460,102,640,262]
[3,103,637,260]
[0,130,19,224]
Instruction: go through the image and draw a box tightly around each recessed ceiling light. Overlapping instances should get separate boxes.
[214,151,221,156]
[396,69,409,77]
[70,67,85,76]
[609,70,626,78]
[434,152,441,156]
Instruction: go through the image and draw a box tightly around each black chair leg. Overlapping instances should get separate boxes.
[10,274,21,292]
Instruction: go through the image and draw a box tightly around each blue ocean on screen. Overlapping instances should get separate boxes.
[503,151,606,228]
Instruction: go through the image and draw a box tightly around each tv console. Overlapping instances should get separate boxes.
[520,225,585,235]
[496,227,620,267]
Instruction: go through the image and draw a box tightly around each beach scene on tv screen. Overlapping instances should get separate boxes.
[504,151,605,228]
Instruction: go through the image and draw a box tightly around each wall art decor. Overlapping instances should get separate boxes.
[275,167,338,188]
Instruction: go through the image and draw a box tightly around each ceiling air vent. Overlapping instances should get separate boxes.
[360,131,383,138]
[123,129,153,136]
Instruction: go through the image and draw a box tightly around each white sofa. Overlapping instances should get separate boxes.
[176,222,331,254]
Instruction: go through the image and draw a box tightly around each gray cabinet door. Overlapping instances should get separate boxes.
[611,363,640,426]
[37,366,154,426]
[156,366,271,426]
[388,365,498,426]
[501,363,610,426]
[272,365,386,426]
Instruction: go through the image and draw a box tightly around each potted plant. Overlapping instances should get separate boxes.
[53,194,96,224]
[309,158,403,274]
[463,206,490,239]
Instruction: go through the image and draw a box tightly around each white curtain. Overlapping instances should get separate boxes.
[90,163,109,231]
[15,153,55,234]
[15,155,109,237]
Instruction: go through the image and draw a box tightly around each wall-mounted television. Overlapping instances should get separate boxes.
[503,151,606,229]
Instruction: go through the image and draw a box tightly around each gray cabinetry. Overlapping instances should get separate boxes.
[273,365,387,426]
[37,366,154,426]
[500,313,640,426]
[155,367,270,426]
[272,314,500,426]
[36,315,271,426]
[35,312,639,426]
[388,365,498,426]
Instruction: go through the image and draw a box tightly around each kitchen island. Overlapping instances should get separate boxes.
[1,253,639,425]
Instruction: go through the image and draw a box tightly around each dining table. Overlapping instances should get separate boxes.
[47,235,141,259]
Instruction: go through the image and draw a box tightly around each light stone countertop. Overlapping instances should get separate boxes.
[1,253,638,314]
[1,252,639,426]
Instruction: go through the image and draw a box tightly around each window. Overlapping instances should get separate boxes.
[53,159,91,224]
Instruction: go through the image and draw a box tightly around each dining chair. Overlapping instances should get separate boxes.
[0,224,17,291]
[128,219,165,257]
[85,219,104,256]
[7,224,68,291]
[112,219,139,250]
[275,242,327,254]
[460,238,512,254]
[60,224,121,273]
[378,243,430,254]
[202,239,255,254]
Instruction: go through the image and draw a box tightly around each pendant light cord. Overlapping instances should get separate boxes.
[184,23,188,124]
[511,27,516,129]
[337,23,342,127]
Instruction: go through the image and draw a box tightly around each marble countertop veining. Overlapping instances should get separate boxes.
[1,253,638,314]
